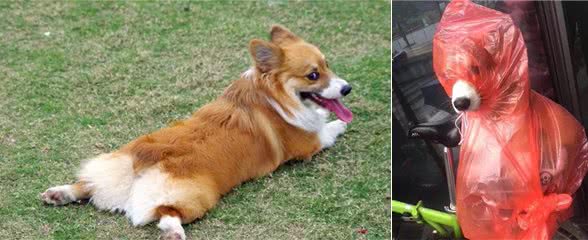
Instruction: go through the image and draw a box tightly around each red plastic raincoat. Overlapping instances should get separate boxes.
[433,1,588,239]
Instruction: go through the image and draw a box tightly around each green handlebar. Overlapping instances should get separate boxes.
[392,200,462,238]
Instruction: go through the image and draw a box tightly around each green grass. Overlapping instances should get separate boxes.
[0,1,390,239]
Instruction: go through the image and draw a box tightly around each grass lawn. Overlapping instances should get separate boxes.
[0,1,390,239]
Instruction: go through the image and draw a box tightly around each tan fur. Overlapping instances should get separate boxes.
[70,181,91,200]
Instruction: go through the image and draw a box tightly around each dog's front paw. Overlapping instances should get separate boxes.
[40,186,75,206]
[159,230,186,240]
[319,120,348,149]
[328,120,347,136]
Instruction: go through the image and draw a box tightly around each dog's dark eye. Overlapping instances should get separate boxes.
[470,65,480,75]
[307,72,320,81]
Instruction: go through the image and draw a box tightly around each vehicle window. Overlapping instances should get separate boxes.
[563,2,588,127]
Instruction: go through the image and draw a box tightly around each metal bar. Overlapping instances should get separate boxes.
[443,147,457,213]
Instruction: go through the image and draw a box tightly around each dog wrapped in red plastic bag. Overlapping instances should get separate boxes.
[433,0,588,239]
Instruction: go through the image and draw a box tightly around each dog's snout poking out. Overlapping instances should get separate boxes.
[453,97,470,111]
[451,80,481,112]
[340,85,352,96]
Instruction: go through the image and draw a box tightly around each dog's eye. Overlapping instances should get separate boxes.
[307,72,320,81]
[470,65,480,75]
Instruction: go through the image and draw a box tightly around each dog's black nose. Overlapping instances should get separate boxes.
[453,97,471,111]
[340,85,352,96]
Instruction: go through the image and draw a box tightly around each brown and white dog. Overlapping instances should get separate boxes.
[40,25,353,239]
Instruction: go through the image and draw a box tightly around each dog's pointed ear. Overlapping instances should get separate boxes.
[270,24,301,45]
[249,39,284,73]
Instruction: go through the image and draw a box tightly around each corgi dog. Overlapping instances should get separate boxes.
[40,25,353,240]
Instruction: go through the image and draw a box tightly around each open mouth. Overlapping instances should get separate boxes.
[300,92,353,123]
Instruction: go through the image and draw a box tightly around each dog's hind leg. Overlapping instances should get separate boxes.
[156,206,186,240]
[152,178,221,240]
[41,181,91,206]
[41,152,134,211]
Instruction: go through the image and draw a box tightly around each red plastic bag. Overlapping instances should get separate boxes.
[432,1,588,239]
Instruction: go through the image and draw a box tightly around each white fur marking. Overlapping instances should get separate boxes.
[158,216,186,240]
[319,120,347,149]
[319,77,348,99]
[78,153,134,212]
[451,80,480,112]
[78,153,185,226]
[315,108,329,118]
[241,67,257,80]
[41,185,76,205]
[125,167,174,226]
[266,78,327,132]
[267,97,326,132]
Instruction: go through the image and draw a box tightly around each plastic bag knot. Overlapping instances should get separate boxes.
[515,194,572,230]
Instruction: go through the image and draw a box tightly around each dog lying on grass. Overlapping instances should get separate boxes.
[41,25,353,240]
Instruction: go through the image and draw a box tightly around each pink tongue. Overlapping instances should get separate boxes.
[322,98,353,123]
